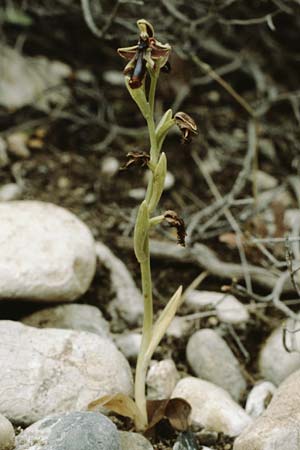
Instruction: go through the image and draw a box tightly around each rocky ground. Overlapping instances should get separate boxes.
[1,1,300,449]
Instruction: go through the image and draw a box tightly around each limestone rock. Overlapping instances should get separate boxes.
[185,291,249,325]
[172,377,252,436]
[22,304,111,339]
[259,320,300,385]
[114,332,142,360]
[186,329,246,401]
[0,321,132,425]
[234,369,300,450]
[96,242,143,325]
[147,359,179,400]
[245,381,276,418]
[0,414,15,450]
[0,201,96,302]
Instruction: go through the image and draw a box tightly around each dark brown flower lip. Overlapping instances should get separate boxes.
[174,112,198,142]
[120,151,150,170]
[163,210,187,247]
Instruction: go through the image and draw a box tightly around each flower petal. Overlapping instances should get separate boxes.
[117,45,138,60]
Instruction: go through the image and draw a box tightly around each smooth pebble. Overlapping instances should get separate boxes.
[22,303,111,338]
[186,329,246,401]
[0,201,96,302]
[171,377,252,437]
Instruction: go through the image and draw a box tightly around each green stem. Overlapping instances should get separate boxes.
[134,242,152,429]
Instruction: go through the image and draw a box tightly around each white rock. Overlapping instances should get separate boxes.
[0,414,15,450]
[186,329,246,401]
[114,333,142,360]
[255,170,278,191]
[185,290,249,325]
[259,320,300,385]
[0,44,71,111]
[147,359,179,400]
[245,381,276,418]
[0,201,96,302]
[129,188,147,200]
[284,209,300,229]
[171,377,252,437]
[0,183,23,201]
[22,304,110,339]
[7,132,30,158]
[0,321,133,425]
[96,242,143,325]
[103,70,125,86]
[257,189,293,209]
[166,315,193,338]
[101,157,119,177]
[234,369,300,450]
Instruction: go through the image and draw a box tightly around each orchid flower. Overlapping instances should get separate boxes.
[118,19,171,88]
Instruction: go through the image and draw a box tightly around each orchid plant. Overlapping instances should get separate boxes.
[90,18,197,432]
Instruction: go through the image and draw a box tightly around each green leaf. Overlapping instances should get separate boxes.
[145,286,183,361]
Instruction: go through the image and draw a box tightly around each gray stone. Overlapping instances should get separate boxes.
[173,431,198,450]
[119,431,153,450]
[185,291,249,325]
[15,412,121,450]
[146,359,179,400]
[22,304,110,339]
[259,320,300,385]
[172,377,252,437]
[245,381,276,418]
[233,369,300,450]
[0,321,132,425]
[0,414,15,450]
[0,201,96,302]
[186,329,246,401]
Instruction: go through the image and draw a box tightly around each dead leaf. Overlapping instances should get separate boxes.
[88,393,140,422]
[165,398,191,431]
[147,397,191,431]
[147,399,169,429]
